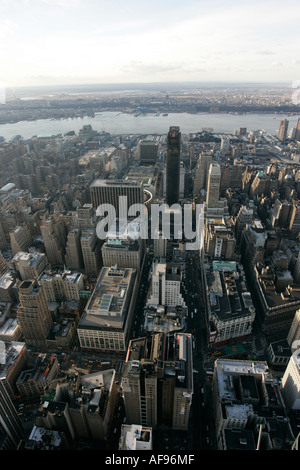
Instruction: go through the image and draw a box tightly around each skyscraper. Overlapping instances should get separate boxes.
[166,126,181,205]
[206,163,221,208]
[0,380,23,449]
[121,332,193,430]
[193,152,212,196]
[90,179,144,218]
[17,280,53,349]
[278,119,289,142]
[295,118,300,142]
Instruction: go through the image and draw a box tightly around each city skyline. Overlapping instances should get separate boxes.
[0,0,300,88]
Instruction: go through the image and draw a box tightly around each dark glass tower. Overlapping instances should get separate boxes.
[166,126,181,205]
[0,380,23,449]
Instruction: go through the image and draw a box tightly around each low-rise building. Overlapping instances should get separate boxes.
[204,260,256,345]
[212,358,295,450]
[119,424,153,450]
[77,266,137,352]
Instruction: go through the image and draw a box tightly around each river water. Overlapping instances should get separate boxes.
[0,111,299,140]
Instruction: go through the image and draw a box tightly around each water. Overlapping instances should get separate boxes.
[0,111,298,140]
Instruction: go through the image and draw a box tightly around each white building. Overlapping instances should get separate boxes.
[147,262,186,308]
[119,424,153,450]
[281,355,300,410]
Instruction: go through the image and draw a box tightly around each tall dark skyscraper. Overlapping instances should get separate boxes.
[0,380,23,449]
[166,126,181,205]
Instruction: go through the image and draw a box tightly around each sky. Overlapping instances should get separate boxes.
[0,0,300,88]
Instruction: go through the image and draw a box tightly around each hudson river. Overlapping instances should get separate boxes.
[0,111,299,140]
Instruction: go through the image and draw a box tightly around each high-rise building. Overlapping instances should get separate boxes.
[147,262,186,308]
[206,163,221,208]
[40,214,67,267]
[212,359,294,450]
[137,140,158,164]
[281,355,300,411]
[121,332,193,430]
[65,228,84,271]
[101,222,144,273]
[90,179,144,219]
[235,205,254,245]
[39,270,84,302]
[153,230,167,259]
[9,224,32,257]
[287,309,300,348]
[10,251,48,281]
[295,118,300,142]
[0,379,24,449]
[193,152,212,196]
[165,126,181,205]
[17,280,53,350]
[80,229,101,277]
[278,119,289,142]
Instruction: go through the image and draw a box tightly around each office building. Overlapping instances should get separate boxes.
[212,359,294,450]
[17,280,53,350]
[287,309,300,348]
[0,271,16,302]
[295,118,300,142]
[278,119,289,142]
[77,266,137,352]
[39,270,84,302]
[10,251,48,281]
[0,342,29,400]
[235,206,254,245]
[40,214,67,267]
[204,260,256,345]
[0,379,23,449]
[289,202,300,232]
[37,369,118,442]
[16,353,60,399]
[0,252,8,276]
[193,153,212,197]
[65,228,84,271]
[101,236,142,273]
[23,426,69,450]
[281,355,300,410]
[9,224,32,257]
[90,179,144,218]
[137,140,158,164]
[119,424,153,450]
[147,262,186,308]
[74,204,97,230]
[121,332,193,430]
[205,217,236,259]
[165,126,181,205]
[0,317,22,343]
[101,219,145,273]
[206,163,221,208]
[153,230,167,259]
[80,229,101,277]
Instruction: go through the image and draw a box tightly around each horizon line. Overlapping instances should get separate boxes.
[6,80,293,91]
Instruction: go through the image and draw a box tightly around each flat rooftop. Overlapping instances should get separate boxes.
[91,178,142,188]
[79,267,136,330]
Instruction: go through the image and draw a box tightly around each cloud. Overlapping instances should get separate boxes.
[256,50,276,55]
[40,0,82,7]
[0,18,18,38]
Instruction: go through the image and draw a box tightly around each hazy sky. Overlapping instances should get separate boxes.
[0,0,299,87]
